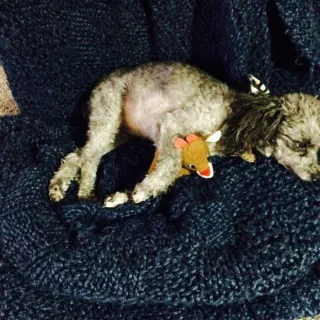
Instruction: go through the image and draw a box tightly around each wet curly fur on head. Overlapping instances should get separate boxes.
[223,93,284,153]
[223,92,320,181]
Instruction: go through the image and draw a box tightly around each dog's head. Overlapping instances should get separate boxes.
[267,93,320,181]
[224,93,320,181]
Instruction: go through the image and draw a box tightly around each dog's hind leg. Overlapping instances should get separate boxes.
[49,149,81,202]
[49,73,126,202]
[77,75,125,200]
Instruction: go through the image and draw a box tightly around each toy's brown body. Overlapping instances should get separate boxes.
[148,132,256,180]
[148,134,215,179]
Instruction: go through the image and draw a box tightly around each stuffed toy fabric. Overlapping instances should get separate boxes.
[148,132,221,179]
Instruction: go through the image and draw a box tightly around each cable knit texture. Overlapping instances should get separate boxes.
[0,1,320,319]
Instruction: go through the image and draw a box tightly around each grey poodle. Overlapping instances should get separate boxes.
[49,62,320,207]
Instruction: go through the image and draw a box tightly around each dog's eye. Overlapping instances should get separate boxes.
[207,155,211,161]
[296,142,307,150]
[188,164,196,170]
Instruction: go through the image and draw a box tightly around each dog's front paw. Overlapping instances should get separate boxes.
[77,189,95,200]
[49,179,66,202]
[103,192,129,208]
[132,187,151,204]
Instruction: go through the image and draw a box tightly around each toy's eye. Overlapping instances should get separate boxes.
[296,142,307,150]
[188,164,196,170]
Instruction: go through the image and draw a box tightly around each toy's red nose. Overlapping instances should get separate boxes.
[200,167,211,176]
[197,163,214,179]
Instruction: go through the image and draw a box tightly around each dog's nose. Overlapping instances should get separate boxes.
[311,173,320,182]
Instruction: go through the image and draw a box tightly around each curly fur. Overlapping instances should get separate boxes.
[222,92,320,181]
[49,62,320,206]
[267,93,320,181]
[222,93,285,154]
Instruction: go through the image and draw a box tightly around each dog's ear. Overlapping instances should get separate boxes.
[223,93,284,154]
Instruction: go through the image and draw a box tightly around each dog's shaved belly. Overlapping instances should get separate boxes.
[123,91,186,141]
[122,63,199,141]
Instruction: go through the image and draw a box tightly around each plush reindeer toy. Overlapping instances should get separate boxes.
[148,131,222,179]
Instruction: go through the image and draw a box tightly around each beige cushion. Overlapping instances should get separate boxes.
[0,65,19,116]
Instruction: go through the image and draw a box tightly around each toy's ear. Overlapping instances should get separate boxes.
[186,134,198,143]
[205,130,222,143]
[174,138,188,149]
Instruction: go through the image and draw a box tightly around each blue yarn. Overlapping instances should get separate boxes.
[1,0,320,319]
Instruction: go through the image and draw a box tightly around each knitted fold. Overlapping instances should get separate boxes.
[1,118,320,319]
[1,0,320,318]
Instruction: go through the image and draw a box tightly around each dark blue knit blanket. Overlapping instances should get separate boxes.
[1,1,320,319]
